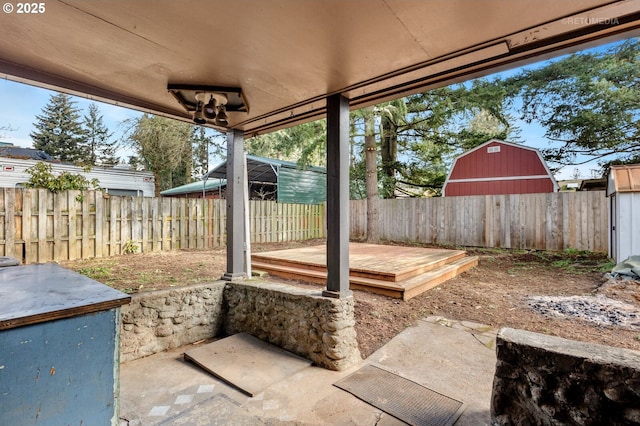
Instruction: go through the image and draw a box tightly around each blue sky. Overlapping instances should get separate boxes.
[0,80,227,171]
[0,38,629,180]
[0,81,136,143]
[0,80,142,157]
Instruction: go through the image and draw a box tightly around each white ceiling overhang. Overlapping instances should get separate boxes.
[1,0,639,135]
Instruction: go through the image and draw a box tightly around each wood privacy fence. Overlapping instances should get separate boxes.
[350,191,609,252]
[0,189,326,264]
[0,189,608,264]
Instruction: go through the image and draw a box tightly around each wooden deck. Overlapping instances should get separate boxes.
[252,243,478,300]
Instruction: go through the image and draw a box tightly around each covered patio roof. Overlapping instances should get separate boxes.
[1,1,639,135]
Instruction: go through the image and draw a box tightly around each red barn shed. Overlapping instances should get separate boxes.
[443,139,558,196]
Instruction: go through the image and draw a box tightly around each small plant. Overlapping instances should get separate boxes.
[552,259,572,268]
[598,261,616,272]
[136,272,152,283]
[123,240,139,254]
[563,247,582,255]
[77,266,112,280]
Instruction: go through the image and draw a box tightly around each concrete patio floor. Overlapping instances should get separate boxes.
[119,317,498,425]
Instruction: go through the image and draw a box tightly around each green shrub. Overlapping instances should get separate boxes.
[25,162,101,193]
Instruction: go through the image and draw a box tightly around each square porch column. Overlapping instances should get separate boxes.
[222,129,247,281]
[323,94,351,298]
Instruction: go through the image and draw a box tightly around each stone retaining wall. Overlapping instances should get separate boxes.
[492,327,640,425]
[120,282,226,362]
[119,280,361,371]
[224,281,361,370]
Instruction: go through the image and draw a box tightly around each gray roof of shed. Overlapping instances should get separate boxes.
[0,147,54,161]
[205,155,325,183]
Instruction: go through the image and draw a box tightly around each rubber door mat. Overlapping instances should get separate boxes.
[334,364,465,426]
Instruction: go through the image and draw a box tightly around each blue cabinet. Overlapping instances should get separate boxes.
[0,263,130,425]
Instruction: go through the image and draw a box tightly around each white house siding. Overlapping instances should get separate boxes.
[0,157,154,196]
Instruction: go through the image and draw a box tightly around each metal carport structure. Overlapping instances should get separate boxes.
[2,0,640,296]
[205,155,326,204]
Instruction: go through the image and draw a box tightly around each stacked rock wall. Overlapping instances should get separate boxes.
[492,327,640,425]
[120,282,226,362]
[119,280,361,371]
[224,281,361,370]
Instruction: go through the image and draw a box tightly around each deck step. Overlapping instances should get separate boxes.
[252,249,467,282]
[250,255,478,301]
[398,256,478,301]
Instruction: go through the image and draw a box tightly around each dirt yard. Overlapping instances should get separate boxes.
[61,239,640,359]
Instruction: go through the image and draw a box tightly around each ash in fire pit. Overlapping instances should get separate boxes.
[527,295,640,330]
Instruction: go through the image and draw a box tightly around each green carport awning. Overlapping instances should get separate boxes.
[160,179,226,196]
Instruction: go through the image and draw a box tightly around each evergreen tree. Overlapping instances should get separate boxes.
[363,106,379,241]
[192,127,225,179]
[191,126,221,179]
[127,155,143,170]
[30,93,88,163]
[247,80,513,199]
[246,120,327,167]
[503,38,640,169]
[84,103,118,165]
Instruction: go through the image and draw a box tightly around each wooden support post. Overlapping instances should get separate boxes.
[222,129,247,281]
[323,94,351,298]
